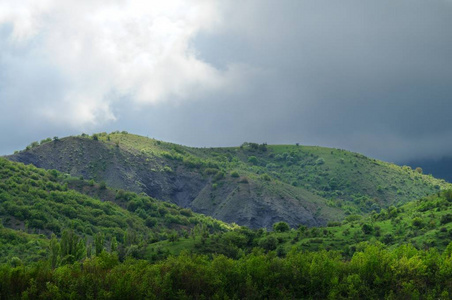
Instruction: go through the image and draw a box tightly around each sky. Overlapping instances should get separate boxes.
[1,0,452,162]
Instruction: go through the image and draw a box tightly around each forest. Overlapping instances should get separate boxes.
[1,242,452,299]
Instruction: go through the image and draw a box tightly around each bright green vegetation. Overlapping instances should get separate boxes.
[133,191,452,265]
[2,243,452,299]
[8,132,450,229]
[4,135,452,298]
[0,158,230,263]
[0,227,48,263]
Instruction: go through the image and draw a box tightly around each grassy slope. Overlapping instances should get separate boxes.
[272,189,452,255]
[0,157,230,263]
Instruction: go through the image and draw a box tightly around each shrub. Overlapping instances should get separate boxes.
[261,174,271,181]
[99,181,107,189]
[259,236,278,251]
[412,217,424,228]
[316,158,325,165]
[327,221,341,227]
[213,171,225,182]
[361,223,373,234]
[230,171,239,178]
[163,166,173,173]
[248,156,258,165]
[273,221,290,232]
[441,214,452,225]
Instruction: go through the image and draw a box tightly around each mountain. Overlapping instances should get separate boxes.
[6,132,451,229]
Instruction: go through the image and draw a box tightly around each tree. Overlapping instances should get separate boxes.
[95,232,105,256]
[259,236,278,251]
[111,236,118,253]
[60,229,85,264]
[248,156,258,165]
[99,181,107,189]
[412,217,424,228]
[361,223,373,235]
[273,221,290,232]
[49,234,60,269]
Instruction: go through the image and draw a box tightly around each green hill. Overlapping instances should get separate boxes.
[6,132,451,229]
[3,135,452,299]
[0,157,229,263]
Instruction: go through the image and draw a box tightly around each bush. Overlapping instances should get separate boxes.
[213,171,225,182]
[316,158,325,165]
[259,236,278,251]
[327,221,341,227]
[440,214,452,225]
[361,223,373,234]
[230,171,239,178]
[273,222,290,232]
[248,156,258,165]
[261,174,271,181]
[412,217,424,228]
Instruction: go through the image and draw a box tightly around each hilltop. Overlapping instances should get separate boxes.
[6,132,451,229]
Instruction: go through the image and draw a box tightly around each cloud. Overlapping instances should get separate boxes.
[1,0,452,162]
[0,0,240,127]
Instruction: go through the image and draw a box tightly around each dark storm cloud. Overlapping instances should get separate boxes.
[187,0,452,160]
[1,0,452,162]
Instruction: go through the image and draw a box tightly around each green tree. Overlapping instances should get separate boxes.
[361,223,373,235]
[49,234,60,269]
[95,232,105,256]
[273,222,290,232]
[60,229,85,264]
[248,156,258,165]
[111,236,118,253]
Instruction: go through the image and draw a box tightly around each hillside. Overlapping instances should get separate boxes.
[3,186,452,299]
[6,132,451,229]
[3,139,452,299]
[150,189,452,261]
[0,157,229,263]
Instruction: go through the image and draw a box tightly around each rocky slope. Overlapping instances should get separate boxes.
[7,132,451,229]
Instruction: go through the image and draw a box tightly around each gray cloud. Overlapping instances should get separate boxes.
[1,0,452,162]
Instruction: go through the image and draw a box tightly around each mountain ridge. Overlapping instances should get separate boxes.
[6,132,451,229]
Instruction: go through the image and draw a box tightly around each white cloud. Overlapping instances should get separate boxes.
[0,0,238,126]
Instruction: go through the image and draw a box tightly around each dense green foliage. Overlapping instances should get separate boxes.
[0,158,230,263]
[2,243,452,299]
[4,133,452,298]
